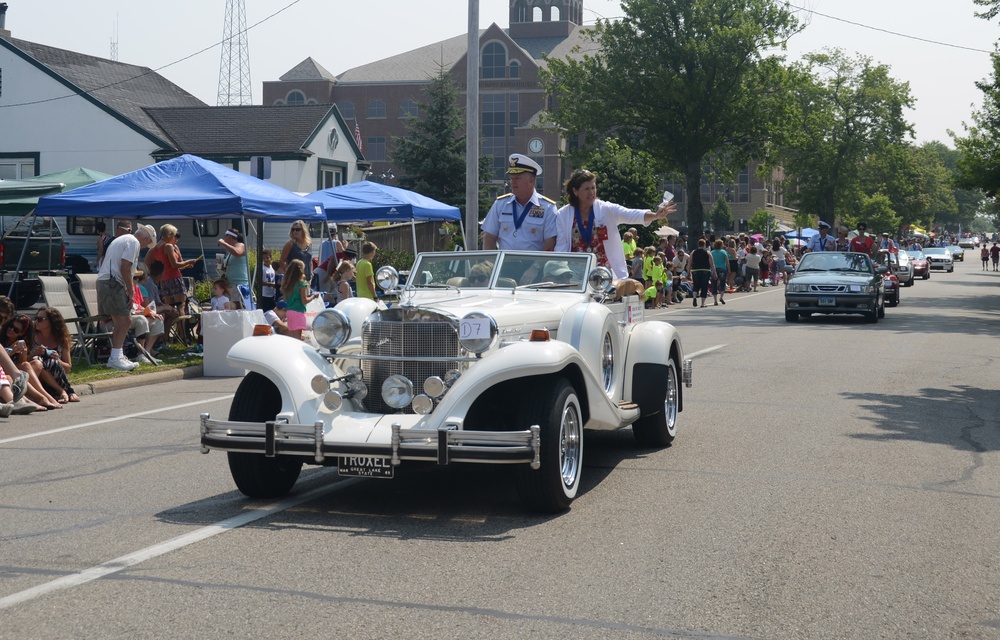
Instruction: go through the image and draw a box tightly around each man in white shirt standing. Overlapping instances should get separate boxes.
[97,223,157,371]
[482,154,558,251]
[805,221,835,252]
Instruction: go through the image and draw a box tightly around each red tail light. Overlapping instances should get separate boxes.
[0,244,5,265]
[60,244,66,265]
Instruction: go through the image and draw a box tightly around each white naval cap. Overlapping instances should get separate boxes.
[507,153,542,176]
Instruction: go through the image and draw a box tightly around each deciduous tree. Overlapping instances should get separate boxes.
[541,0,800,239]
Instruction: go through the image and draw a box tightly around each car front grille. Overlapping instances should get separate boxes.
[806,284,851,293]
[361,316,459,414]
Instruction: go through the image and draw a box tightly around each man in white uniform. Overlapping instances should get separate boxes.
[482,154,558,251]
[97,223,157,371]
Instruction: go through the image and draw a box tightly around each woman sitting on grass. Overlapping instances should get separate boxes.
[1,314,64,410]
[27,307,80,403]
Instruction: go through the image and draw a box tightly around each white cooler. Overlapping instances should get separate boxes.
[202,309,265,377]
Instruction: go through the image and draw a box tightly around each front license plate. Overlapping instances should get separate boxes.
[818,297,836,306]
[338,456,395,479]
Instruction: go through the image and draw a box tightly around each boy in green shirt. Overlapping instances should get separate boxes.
[355,241,377,300]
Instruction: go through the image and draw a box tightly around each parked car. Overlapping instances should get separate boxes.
[0,215,67,307]
[895,249,914,287]
[947,245,965,261]
[784,251,886,323]
[923,247,955,272]
[200,250,693,513]
[908,250,930,280]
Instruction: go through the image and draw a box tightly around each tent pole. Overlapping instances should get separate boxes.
[411,219,418,255]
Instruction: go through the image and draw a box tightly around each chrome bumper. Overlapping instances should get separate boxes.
[199,413,541,469]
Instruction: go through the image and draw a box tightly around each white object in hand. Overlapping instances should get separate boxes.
[661,191,674,205]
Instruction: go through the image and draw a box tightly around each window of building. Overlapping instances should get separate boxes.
[533,6,543,21]
[286,90,306,106]
[482,42,507,79]
[319,162,345,189]
[367,137,387,161]
[533,156,544,192]
[367,99,387,119]
[509,61,520,79]
[399,99,418,118]
[0,156,36,180]
[551,5,561,20]
[338,101,355,119]
[482,94,507,179]
[738,166,750,203]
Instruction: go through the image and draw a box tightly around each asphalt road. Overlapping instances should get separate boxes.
[1,256,999,639]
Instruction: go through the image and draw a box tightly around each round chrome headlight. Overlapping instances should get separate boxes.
[424,376,446,398]
[588,266,613,293]
[459,312,498,354]
[411,394,434,415]
[376,265,399,292]
[323,391,344,411]
[311,374,330,394]
[347,378,368,401]
[381,375,414,410]
[313,308,351,349]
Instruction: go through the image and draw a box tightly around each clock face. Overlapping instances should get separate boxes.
[528,137,543,154]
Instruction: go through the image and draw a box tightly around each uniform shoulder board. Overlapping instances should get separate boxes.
[540,195,557,204]
[496,193,512,200]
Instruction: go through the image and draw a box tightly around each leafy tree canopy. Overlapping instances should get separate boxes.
[779,49,914,223]
[541,0,801,239]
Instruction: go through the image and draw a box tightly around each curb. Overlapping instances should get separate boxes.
[78,364,205,396]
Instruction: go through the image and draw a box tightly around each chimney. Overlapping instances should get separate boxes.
[0,3,9,38]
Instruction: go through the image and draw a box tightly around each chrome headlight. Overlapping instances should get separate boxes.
[588,266,613,293]
[459,311,497,354]
[786,284,809,293]
[376,265,399,292]
[313,308,351,349]
[381,375,414,410]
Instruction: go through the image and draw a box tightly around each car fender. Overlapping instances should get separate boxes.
[622,320,685,412]
[227,334,334,420]
[333,297,382,341]
[556,301,623,399]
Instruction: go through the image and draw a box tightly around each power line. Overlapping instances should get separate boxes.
[0,0,302,110]
[788,2,995,55]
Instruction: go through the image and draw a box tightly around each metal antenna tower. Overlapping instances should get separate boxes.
[110,16,118,61]
[217,0,252,106]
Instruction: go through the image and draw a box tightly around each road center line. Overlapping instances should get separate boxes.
[0,479,354,611]
[0,394,235,445]
[687,344,726,358]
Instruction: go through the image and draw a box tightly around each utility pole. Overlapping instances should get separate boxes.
[217,0,252,106]
[464,0,480,250]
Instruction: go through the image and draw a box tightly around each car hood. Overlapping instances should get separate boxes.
[393,290,581,330]
[788,271,877,286]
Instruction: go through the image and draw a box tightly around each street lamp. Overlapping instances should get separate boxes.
[378,169,394,184]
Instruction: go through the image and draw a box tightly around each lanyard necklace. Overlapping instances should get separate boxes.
[511,199,531,232]
[573,205,595,245]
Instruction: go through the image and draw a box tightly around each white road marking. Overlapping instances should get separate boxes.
[0,479,354,611]
[0,395,235,445]
[686,345,726,358]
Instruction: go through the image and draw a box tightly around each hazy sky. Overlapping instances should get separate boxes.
[5,0,998,145]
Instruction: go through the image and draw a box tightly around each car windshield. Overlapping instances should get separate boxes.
[910,251,925,259]
[406,251,592,292]
[796,252,874,274]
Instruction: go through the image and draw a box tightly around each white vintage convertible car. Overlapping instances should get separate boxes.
[200,250,692,512]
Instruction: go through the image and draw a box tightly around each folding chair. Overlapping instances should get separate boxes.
[37,275,111,365]
[77,273,160,365]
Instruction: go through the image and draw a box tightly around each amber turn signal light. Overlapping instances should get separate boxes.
[529,328,550,342]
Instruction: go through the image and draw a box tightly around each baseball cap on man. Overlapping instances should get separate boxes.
[507,153,542,176]
[135,223,157,244]
[543,261,574,278]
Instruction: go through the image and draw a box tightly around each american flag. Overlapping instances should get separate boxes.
[354,122,363,151]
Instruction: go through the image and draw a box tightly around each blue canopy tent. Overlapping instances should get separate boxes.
[308,181,462,254]
[35,155,325,308]
[35,154,325,221]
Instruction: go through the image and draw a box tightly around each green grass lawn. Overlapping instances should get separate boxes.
[67,341,204,386]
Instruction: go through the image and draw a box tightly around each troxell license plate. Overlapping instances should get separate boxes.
[338,456,395,479]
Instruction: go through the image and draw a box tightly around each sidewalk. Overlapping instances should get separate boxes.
[77,364,205,396]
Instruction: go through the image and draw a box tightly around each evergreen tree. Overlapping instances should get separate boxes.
[391,67,493,219]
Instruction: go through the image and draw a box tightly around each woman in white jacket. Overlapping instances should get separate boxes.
[555,170,675,279]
